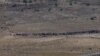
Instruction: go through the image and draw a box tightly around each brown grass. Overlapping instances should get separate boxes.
[0,35,100,56]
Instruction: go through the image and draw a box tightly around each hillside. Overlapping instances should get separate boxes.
[0,0,100,56]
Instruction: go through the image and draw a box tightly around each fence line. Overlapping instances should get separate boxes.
[10,30,100,37]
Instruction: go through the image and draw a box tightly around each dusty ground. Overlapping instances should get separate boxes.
[0,0,100,56]
[0,35,100,56]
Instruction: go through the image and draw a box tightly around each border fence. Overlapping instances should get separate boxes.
[10,30,100,37]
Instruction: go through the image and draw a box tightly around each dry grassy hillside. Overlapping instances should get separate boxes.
[0,0,100,56]
[0,35,100,56]
[1,6,100,33]
[0,0,100,33]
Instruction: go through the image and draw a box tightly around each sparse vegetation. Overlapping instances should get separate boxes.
[0,0,100,56]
